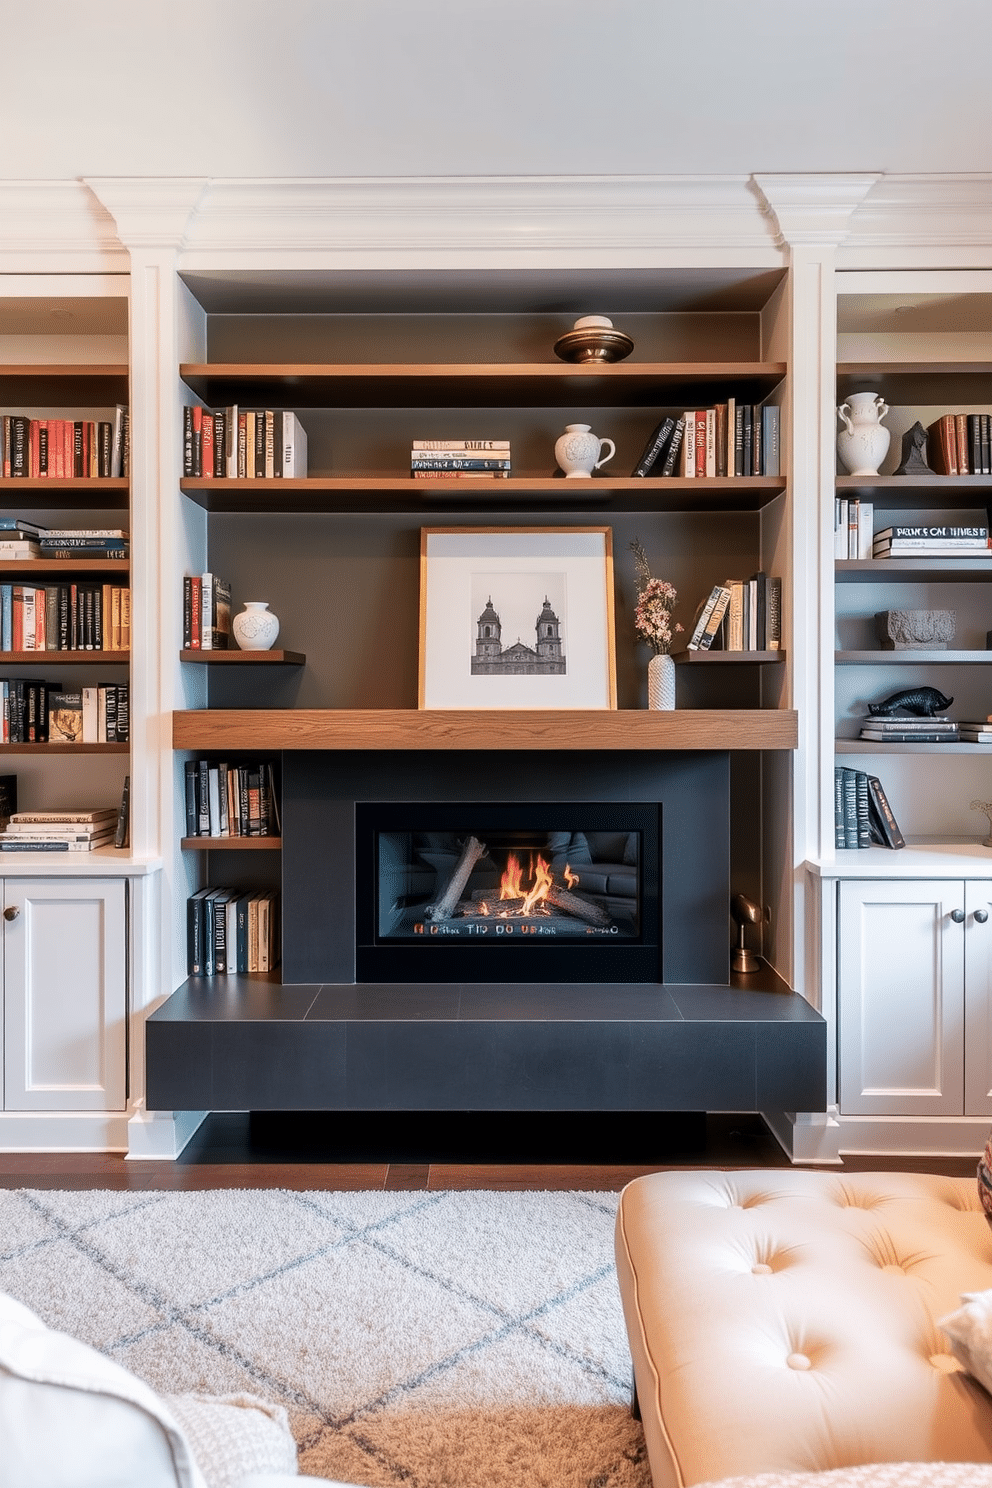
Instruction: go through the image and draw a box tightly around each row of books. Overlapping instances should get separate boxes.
[834,499,874,559]
[182,574,231,649]
[183,759,280,839]
[834,767,905,849]
[685,573,782,652]
[632,404,780,479]
[873,523,990,558]
[2,411,129,480]
[0,804,122,853]
[48,685,129,745]
[928,414,992,476]
[410,439,511,478]
[0,583,130,652]
[858,714,958,744]
[187,886,280,976]
[182,407,309,479]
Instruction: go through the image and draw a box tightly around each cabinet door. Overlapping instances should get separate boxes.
[3,879,127,1112]
[838,879,964,1116]
[965,880,992,1115]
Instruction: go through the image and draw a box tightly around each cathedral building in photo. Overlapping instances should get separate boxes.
[471,596,566,675]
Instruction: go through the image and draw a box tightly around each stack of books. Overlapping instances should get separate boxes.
[958,718,992,745]
[834,767,905,849]
[182,573,231,649]
[38,528,129,560]
[410,439,511,478]
[187,886,280,975]
[872,523,990,559]
[859,714,959,744]
[928,414,992,475]
[631,403,779,478]
[182,407,308,479]
[686,573,781,651]
[1,408,128,479]
[0,807,118,852]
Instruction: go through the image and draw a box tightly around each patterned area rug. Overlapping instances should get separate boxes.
[0,1188,650,1488]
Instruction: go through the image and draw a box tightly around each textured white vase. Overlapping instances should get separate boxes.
[233,601,280,651]
[836,391,890,476]
[647,653,676,710]
[554,422,616,478]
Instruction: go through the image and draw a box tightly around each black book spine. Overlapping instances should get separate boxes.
[73,421,84,478]
[11,417,27,477]
[104,684,117,743]
[855,770,871,848]
[658,418,685,478]
[184,760,198,836]
[182,406,194,477]
[866,775,906,849]
[198,759,211,835]
[632,416,676,477]
[115,684,128,743]
[212,409,226,478]
[254,411,266,478]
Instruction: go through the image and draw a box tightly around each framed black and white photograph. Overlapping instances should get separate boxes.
[419,526,617,709]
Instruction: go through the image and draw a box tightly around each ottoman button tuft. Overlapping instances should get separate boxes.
[752,1263,773,1274]
[786,1352,812,1371]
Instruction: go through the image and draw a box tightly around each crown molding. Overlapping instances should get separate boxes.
[173,175,783,264]
[84,178,210,251]
[838,174,992,268]
[0,181,127,271]
[752,174,882,247]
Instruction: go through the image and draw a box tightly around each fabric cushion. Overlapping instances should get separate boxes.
[939,1287,992,1395]
[696,1467,992,1488]
[165,1393,297,1488]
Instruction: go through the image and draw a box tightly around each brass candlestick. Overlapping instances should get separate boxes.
[731,893,762,974]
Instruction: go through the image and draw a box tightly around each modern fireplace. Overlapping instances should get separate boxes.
[281,749,732,985]
[355,803,659,982]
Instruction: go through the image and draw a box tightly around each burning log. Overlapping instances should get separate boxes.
[425,835,487,921]
[469,882,612,928]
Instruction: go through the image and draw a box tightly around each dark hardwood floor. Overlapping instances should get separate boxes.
[0,1112,979,1190]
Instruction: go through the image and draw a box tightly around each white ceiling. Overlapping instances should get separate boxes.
[4,0,992,181]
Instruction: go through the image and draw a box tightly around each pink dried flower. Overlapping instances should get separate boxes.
[630,539,683,655]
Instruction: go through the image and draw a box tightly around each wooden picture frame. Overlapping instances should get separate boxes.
[419,526,617,710]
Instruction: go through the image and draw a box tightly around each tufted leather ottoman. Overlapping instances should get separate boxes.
[615,1170,992,1488]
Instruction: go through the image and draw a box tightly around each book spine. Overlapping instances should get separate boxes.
[658,419,684,478]
[866,775,905,849]
[834,767,846,848]
[841,768,858,848]
[631,416,676,477]
[855,771,871,848]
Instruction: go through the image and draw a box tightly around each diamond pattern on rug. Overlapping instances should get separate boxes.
[0,1188,651,1488]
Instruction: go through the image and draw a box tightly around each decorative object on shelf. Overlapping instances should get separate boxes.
[731,893,762,973]
[875,609,956,651]
[554,423,616,479]
[867,685,954,717]
[893,421,933,476]
[419,526,617,710]
[972,800,992,847]
[836,391,890,476]
[630,537,683,710]
[232,601,280,651]
[552,315,634,365]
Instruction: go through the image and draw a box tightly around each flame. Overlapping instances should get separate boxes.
[563,863,579,889]
[478,899,489,916]
[500,852,525,900]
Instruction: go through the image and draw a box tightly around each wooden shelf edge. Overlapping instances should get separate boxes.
[836,739,992,754]
[0,742,129,753]
[179,649,305,665]
[172,707,798,753]
[674,649,784,664]
[0,651,129,664]
[180,359,788,380]
[181,836,282,850]
[836,650,992,663]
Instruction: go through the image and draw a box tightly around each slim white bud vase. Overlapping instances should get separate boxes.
[233,601,280,651]
[648,654,676,710]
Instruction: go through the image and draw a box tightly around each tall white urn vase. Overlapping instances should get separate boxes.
[836,391,890,477]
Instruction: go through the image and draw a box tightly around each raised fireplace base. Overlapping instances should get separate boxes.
[145,976,826,1114]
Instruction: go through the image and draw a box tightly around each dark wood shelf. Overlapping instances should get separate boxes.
[0,478,129,509]
[181,836,282,851]
[180,475,787,514]
[0,742,128,754]
[674,649,784,664]
[837,558,992,581]
[0,650,128,664]
[0,367,129,404]
[180,649,305,665]
[179,360,787,409]
[173,707,799,753]
[0,559,129,575]
[836,650,992,664]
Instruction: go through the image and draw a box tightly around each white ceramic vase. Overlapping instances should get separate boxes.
[233,600,280,651]
[647,653,676,710]
[554,423,616,479]
[836,391,890,476]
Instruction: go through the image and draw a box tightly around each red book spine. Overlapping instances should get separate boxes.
[189,576,202,648]
[201,413,214,479]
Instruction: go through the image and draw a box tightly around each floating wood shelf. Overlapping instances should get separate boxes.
[179,475,787,515]
[837,557,992,581]
[836,650,992,664]
[181,836,282,850]
[0,557,130,573]
[180,649,305,665]
[179,360,787,409]
[173,708,798,753]
[674,649,785,664]
[0,650,129,664]
[0,742,128,753]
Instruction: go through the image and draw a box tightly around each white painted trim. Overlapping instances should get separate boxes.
[0,182,127,271]
[753,175,881,246]
[763,1106,843,1165]
[126,1100,208,1160]
[0,1111,129,1152]
[835,1113,989,1158]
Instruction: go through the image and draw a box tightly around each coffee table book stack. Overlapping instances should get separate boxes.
[0,806,118,852]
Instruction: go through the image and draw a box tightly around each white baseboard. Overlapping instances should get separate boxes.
[762,1107,843,1165]
[126,1102,209,1160]
[0,1111,129,1152]
[834,1113,989,1159]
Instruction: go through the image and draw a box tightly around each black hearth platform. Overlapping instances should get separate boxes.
[146,976,826,1114]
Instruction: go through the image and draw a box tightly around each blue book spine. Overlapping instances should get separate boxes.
[1,585,12,652]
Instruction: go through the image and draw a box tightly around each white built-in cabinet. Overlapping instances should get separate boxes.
[837,877,992,1118]
[2,877,127,1112]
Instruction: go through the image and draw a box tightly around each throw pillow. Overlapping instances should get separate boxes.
[938,1287,992,1394]
[165,1393,297,1488]
[978,1131,992,1226]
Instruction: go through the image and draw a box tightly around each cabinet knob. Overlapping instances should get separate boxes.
[3,906,19,922]
[976,909,990,924]
[951,908,966,923]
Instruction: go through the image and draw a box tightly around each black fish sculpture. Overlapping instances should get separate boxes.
[867,686,954,718]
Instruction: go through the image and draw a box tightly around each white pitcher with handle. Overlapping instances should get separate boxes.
[554,423,616,479]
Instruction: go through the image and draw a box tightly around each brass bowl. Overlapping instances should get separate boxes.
[552,327,635,364]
